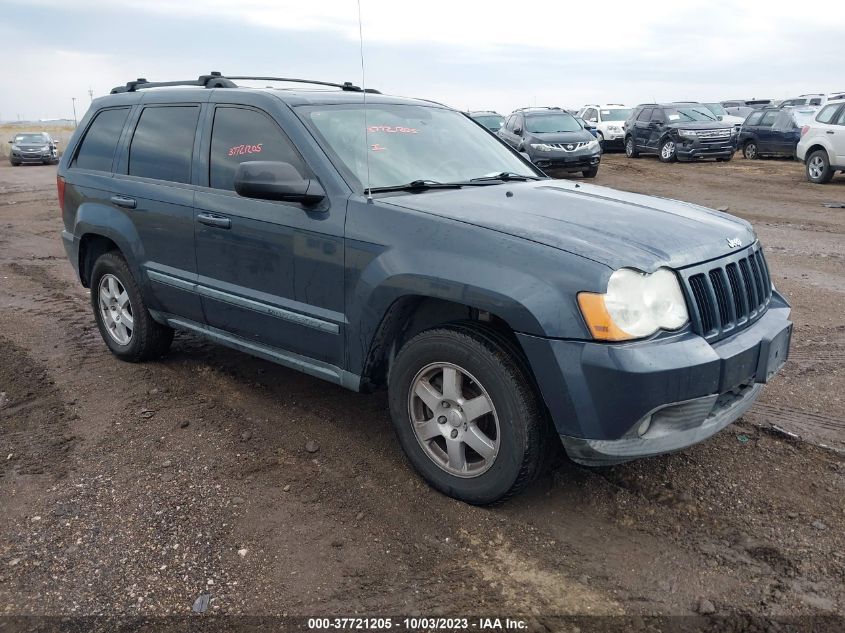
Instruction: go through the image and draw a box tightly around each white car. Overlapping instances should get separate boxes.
[701,103,745,127]
[577,104,633,149]
[796,100,845,184]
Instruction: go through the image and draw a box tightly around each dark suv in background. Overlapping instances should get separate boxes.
[57,73,791,505]
[9,131,59,165]
[738,107,817,159]
[498,107,601,177]
[467,110,505,132]
[625,103,737,162]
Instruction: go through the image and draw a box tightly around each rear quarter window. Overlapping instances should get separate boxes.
[817,104,840,124]
[72,108,131,172]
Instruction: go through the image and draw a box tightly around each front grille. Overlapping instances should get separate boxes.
[546,142,589,151]
[681,245,772,341]
[693,128,732,140]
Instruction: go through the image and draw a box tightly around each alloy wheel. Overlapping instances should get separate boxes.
[661,141,676,160]
[808,155,825,180]
[98,274,134,345]
[408,362,500,478]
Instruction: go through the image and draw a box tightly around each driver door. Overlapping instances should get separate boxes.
[192,103,346,368]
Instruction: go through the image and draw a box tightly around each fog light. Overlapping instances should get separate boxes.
[637,417,652,437]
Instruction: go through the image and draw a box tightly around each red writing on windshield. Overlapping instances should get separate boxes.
[367,125,419,134]
[228,143,263,156]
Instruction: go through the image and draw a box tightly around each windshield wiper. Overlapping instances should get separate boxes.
[469,172,541,183]
[367,180,466,194]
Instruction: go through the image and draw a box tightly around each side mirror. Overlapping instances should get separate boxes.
[234,161,325,206]
[7,140,12,144]
[717,115,723,121]
[513,127,523,135]
[589,118,598,124]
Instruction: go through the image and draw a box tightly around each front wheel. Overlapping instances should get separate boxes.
[806,149,834,184]
[90,251,174,362]
[388,324,549,505]
[743,141,758,160]
[582,166,599,178]
[659,139,677,163]
[596,132,605,149]
[625,136,639,158]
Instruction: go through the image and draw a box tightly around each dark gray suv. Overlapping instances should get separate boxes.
[57,73,792,504]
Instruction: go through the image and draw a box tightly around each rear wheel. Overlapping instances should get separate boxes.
[806,149,833,184]
[90,251,173,362]
[388,324,549,505]
[743,141,758,159]
[659,139,677,163]
[582,166,599,178]
[625,136,639,158]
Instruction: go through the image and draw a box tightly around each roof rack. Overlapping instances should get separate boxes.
[110,72,380,95]
[513,106,563,113]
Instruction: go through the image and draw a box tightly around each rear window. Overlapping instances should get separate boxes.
[73,108,130,172]
[759,111,779,126]
[128,106,200,184]
[745,111,764,126]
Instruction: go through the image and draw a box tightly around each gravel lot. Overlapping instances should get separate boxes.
[0,153,843,622]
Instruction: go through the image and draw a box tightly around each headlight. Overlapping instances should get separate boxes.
[678,129,698,139]
[607,125,621,132]
[586,139,600,150]
[529,143,555,152]
[577,268,689,341]
[11,144,19,151]
[41,145,50,151]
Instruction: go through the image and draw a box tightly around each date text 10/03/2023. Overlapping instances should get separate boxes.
[307,617,528,630]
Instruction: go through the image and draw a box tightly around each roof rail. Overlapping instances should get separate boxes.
[513,106,563,113]
[110,72,380,95]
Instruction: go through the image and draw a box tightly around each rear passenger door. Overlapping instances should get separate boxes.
[646,108,666,151]
[633,107,652,148]
[755,110,779,153]
[112,103,205,323]
[192,103,346,369]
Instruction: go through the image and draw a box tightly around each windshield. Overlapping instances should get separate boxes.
[303,104,537,190]
[703,103,727,117]
[473,114,504,130]
[14,133,47,144]
[600,108,632,121]
[524,113,581,133]
[664,107,717,122]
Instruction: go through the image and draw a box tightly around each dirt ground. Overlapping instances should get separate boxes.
[0,153,843,623]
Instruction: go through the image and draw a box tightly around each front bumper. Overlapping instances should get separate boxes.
[531,150,601,172]
[517,292,792,465]
[676,137,737,160]
[10,151,54,164]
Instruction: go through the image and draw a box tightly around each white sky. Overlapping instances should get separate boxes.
[2,0,842,120]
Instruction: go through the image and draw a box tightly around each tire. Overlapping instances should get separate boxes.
[717,154,733,162]
[806,149,834,184]
[596,132,605,149]
[659,139,677,163]
[388,323,550,505]
[743,141,758,160]
[10,161,20,167]
[582,166,599,178]
[625,136,639,158]
[90,251,173,362]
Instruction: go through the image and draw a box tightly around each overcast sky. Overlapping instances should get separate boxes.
[2,0,842,121]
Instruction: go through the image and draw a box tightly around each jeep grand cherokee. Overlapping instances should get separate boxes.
[57,73,792,504]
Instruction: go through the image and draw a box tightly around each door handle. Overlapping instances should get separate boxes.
[197,213,232,229]
[826,130,835,135]
[110,195,136,209]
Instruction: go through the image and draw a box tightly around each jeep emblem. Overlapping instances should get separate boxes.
[727,238,743,248]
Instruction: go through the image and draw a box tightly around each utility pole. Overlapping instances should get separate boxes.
[71,97,78,127]
[88,87,94,102]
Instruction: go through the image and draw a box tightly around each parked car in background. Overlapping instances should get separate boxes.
[700,103,745,128]
[8,132,59,166]
[738,107,817,159]
[499,107,601,177]
[725,105,754,119]
[468,111,505,132]
[722,99,772,110]
[779,94,825,108]
[796,100,845,183]
[574,116,599,138]
[624,103,736,163]
[577,104,633,149]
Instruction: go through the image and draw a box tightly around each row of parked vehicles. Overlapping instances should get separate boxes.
[469,94,845,184]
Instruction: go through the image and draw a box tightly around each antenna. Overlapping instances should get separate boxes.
[357,0,373,202]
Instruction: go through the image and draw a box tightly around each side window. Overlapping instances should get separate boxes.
[836,107,845,126]
[73,108,130,172]
[128,106,200,184]
[759,111,779,126]
[637,108,652,122]
[514,115,524,132]
[584,108,597,122]
[746,112,764,126]
[780,99,798,107]
[650,108,665,123]
[209,107,309,192]
[504,115,516,131]
[817,105,839,124]
[809,98,822,106]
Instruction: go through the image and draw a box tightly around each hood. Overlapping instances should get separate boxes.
[15,143,49,149]
[526,129,595,144]
[382,180,755,271]
[718,114,745,125]
[667,120,734,130]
